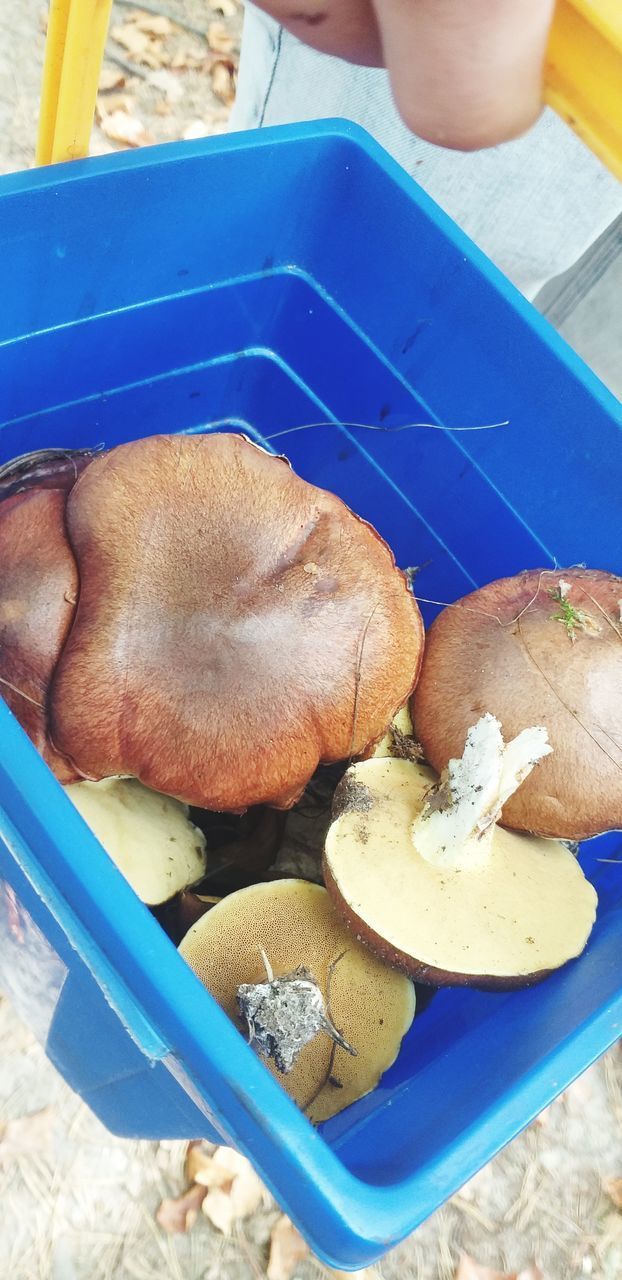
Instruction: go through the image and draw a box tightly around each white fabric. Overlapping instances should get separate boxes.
[230,6,622,299]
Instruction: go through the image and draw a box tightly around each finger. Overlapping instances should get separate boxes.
[375,0,556,149]
[252,0,382,66]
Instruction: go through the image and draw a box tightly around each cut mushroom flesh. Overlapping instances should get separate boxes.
[65,777,207,905]
[324,723,597,988]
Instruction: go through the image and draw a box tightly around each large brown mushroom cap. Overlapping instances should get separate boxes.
[50,433,423,810]
[0,488,78,780]
[178,879,416,1122]
[412,568,622,839]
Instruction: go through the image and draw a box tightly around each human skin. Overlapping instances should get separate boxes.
[250,0,556,149]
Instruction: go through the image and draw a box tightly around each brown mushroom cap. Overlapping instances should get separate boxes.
[50,433,424,810]
[324,757,598,989]
[0,488,78,780]
[411,568,622,840]
[178,879,416,1123]
[0,448,95,501]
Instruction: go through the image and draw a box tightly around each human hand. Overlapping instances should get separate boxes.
[251,0,556,150]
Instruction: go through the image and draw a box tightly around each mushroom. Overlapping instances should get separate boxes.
[188,807,285,893]
[65,777,207,905]
[411,567,622,839]
[178,879,416,1122]
[372,702,423,762]
[0,447,95,500]
[3,432,423,810]
[0,488,78,780]
[324,715,598,989]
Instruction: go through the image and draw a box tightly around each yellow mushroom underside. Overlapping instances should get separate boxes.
[325,759,597,979]
[178,880,415,1123]
[65,777,207,905]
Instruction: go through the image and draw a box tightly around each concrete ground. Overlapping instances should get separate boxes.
[0,3,620,1278]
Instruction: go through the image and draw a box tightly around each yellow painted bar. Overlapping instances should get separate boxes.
[545,0,622,181]
[35,0,72,166]
[37,0,114,166]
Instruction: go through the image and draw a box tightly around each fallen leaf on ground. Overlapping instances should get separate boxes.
[100,110,153,147]
[207,20,236,54]
[211,1146,252,1177]
[99,66,126,92]
[156,1184,207,1234]
[111,21,170,69]
[96,93,136,117]
[604,1176,622,1209]
[229,1162,266,1218]
[209,0,238,14]
[562,1068,596,1110]
[182,120,208,142]
[187,1152,233,1189]
[0,1107,54,1160]
[202,1186,235,1234]
[456,1259,542,1280]
[267,1215,310,1280]
[211,59,236,106]
[171,45,209,70]
[148,68,184,103]
[131,13,174,37]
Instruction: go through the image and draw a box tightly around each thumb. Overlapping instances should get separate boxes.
[375,0,556,150]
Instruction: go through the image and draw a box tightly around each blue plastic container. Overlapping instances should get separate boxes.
[0,122,620,1270]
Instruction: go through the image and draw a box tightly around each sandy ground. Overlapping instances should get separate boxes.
[0,3,621,1278]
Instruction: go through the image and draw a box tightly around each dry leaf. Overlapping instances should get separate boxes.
[211,1146,252,1177]
[267,1215,310,1280]
[562,1066,597,1111]
[202,1186,235,1235]
[185,1141,220,1186]
[209,0,238,14]
[455,1259,542,1280]
[111,21,170,69]
[208,20,236,54]
[100,110,153,148]
[156,1184,207,1234]
[131,13,173,37]
[604,1176,622,1209]
[148,68,184,103]
[97,93,136,117]
[182,120,208,142]
[229,1163,266,1218]
[171,45,208,70]
[99,66,126,92]
[211,59,236,106]
[111,22,152,58]
[0,1107,54,1160]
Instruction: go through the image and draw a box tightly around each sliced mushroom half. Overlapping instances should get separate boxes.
[65,777,207,905]
[325,715,597,988]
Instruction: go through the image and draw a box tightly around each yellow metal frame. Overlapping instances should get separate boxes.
[545,0,622,181]
[36,0,114,165]
[35,0,621,178]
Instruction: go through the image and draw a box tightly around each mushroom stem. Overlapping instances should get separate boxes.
[411,714,551,869]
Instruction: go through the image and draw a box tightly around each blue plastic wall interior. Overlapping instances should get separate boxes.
[0,122,620,1270]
